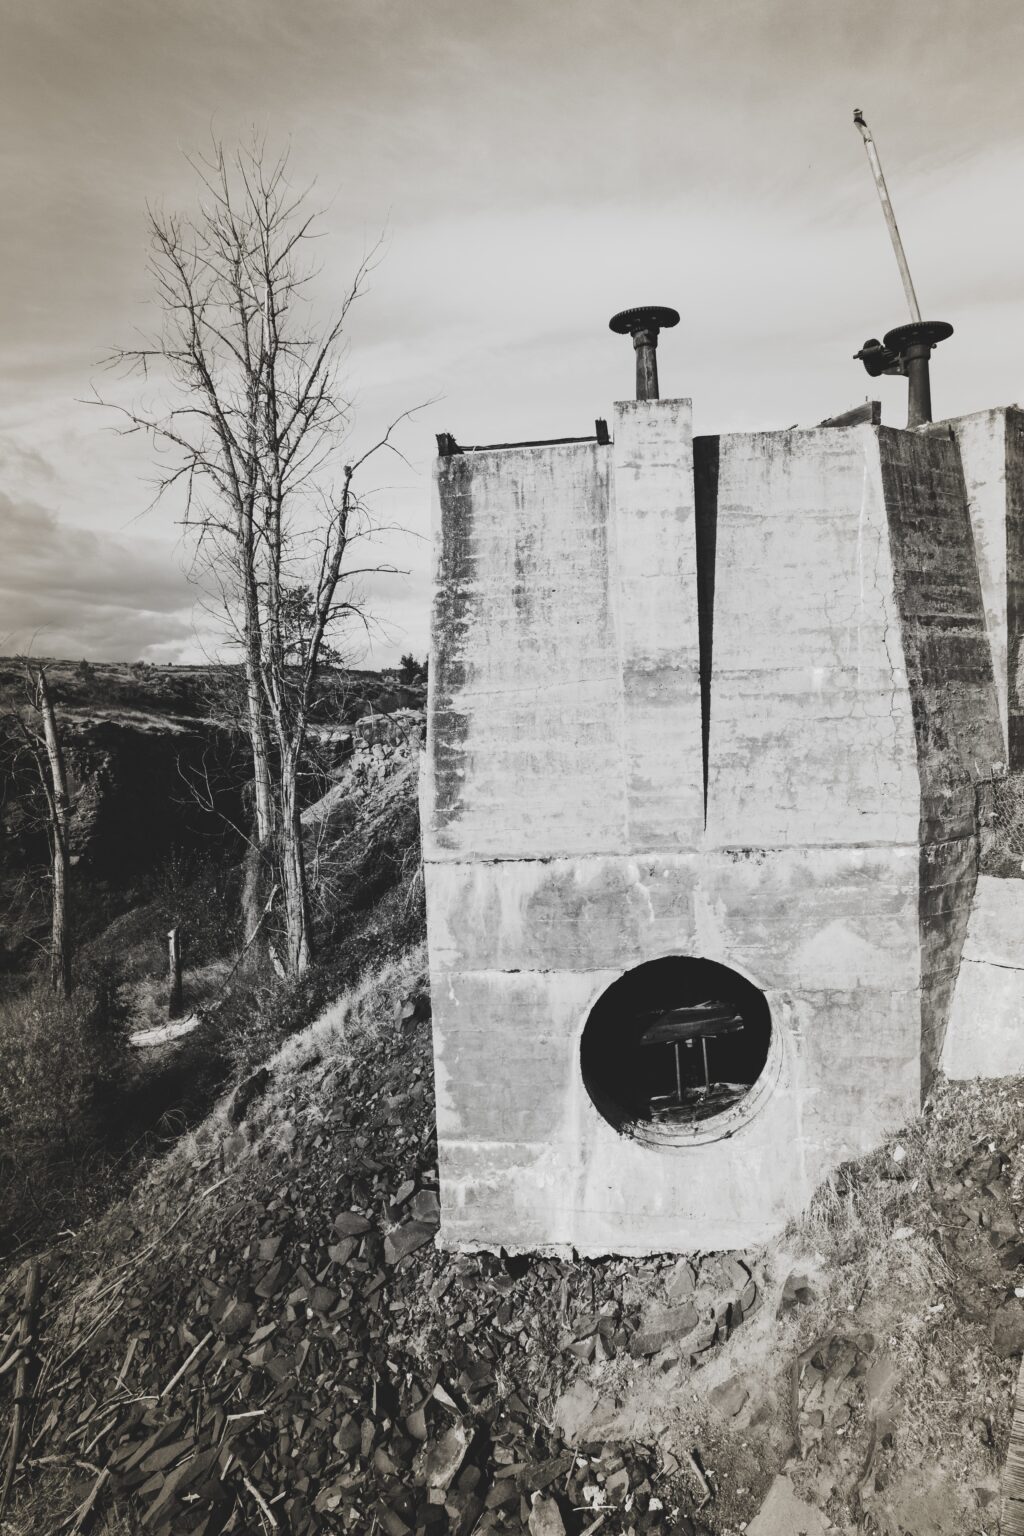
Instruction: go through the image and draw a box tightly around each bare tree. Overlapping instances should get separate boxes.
[5,667,73,994]
[103,140,414,975]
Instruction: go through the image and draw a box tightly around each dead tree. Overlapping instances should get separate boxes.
[167,925,183,1018]
[103,139,416,975]
[13,667,72,995]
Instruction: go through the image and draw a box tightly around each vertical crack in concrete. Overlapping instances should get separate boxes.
[693,436,720,828]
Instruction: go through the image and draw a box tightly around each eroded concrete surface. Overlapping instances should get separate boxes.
[423,399,1010,1253]
[945,875,1024,1078]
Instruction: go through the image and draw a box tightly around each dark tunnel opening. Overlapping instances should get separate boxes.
[580,956,772,1133]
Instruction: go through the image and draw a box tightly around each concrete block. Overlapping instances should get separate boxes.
[704,427,920,849]
[937,406,1024,767]
[944,875,1024,1078]
[426,442,625,861]
[612,398,703,849]
[425,404,1007,1252]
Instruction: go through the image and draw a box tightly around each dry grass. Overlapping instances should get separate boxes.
[126,958,234,1043]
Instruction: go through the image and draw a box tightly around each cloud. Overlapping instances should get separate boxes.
[0,494,196,661]
[3,0,1024,666]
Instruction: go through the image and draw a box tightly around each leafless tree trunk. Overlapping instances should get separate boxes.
[22,668,71,995]
[167,925,183,1018]
[278,749,311,974]
[103,139,417,977]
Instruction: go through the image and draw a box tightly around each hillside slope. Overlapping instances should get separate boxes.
[1,938,1022,1534]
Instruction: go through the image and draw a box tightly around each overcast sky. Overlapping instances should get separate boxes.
[2,0,1023,665]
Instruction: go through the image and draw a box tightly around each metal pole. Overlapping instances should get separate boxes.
[853,109,922,324]
[609,307,679,399]
[904,338,933,428]
[633,326,660,401]
[701,1036,710,1094]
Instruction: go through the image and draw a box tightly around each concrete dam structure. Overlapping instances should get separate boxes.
[421,383,1024,1254]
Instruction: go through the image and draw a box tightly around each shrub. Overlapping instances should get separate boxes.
[0,971,130,1155]
[398,652,427,684]
[142,848,242,968]
[0,969,132,1249]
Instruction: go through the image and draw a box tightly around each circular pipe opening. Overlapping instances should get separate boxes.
[580,956,772,1138]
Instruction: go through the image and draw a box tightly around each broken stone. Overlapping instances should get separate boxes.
[629,1301,700,1357]
[709,1375,748,1418]
[992,1302,1024,1357]
[213,1299,256,1339]
[604,1465,631,1502]
[253,1260,288,1299]
[333,1211,373,1237]
[416,1423,471,1492]
[527,1492,567,1536]
[327,1237,359,1265]
[664,1260,696,1303]
[410,1189,441,1225]
[864,1353,896,1412]
[747,1473,830,1536]
[384,1221,436,1266]
[722,1255,751,1289]
[228,1067,271,1125]
[778,1271,815,1315]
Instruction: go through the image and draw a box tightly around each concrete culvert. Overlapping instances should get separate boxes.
[580,956,772,1137]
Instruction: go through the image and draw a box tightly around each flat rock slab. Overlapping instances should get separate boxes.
[708,1374,748,1418]
[628,1301,700,1357]
[384,1221,437,1266]
[747,1474,831,1536]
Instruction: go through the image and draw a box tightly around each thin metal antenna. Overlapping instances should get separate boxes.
[853,108,921,323]
[851,108,953,426]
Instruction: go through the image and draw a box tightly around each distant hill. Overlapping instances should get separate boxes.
[0,657,426,727]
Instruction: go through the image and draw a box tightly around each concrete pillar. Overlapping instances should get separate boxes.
[612,398,703,848]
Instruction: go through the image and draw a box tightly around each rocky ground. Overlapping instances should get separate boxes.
[3,662,1020,1534]
[1,932,1023,1535]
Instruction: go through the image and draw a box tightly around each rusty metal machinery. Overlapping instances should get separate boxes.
[609,306,680,401]
[852,110,952,427]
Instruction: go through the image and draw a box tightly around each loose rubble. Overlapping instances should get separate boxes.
[0,961,743,1535]
[3,972,1024,1534]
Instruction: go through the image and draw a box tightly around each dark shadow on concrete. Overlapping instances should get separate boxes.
[693,437,720,826]
[1006,409,1024,772]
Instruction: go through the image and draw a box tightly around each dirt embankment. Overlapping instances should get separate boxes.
[0,660,426,974]
[1,932,1022,1536]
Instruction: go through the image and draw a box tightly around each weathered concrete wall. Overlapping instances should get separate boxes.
[425,441,625,861]
[1008,412,1024,770]
[424,408,1005,1253]
[944,875,1024,1078]
[425,845,923,1251]
[613,400,704,849]
[942,410,1011,759]
[939,407,1024,771]
[704,428,920,849]
[877,427,1005,1084]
